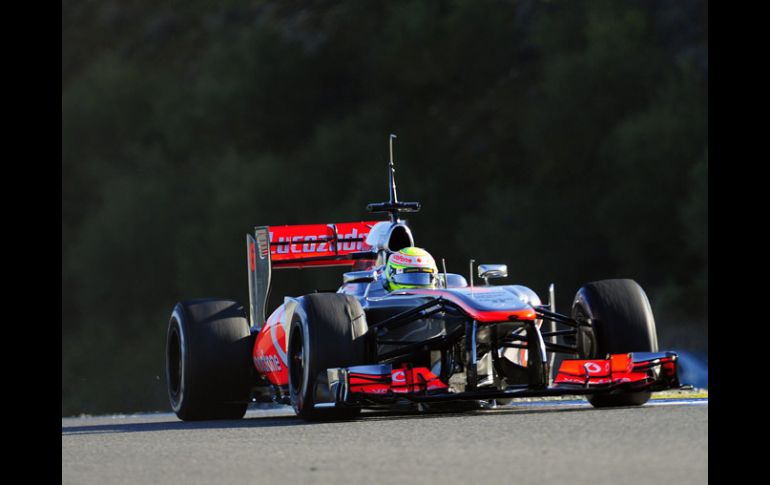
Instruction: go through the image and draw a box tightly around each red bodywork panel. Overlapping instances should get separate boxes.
[252,306,289,385]
[268,221,381,268]
[349,364,447,395]
[554,353,678,388]
[398,287,537,322]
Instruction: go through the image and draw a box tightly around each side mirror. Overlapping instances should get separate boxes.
[478,264,508,285]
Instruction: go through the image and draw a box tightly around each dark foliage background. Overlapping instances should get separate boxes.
[62,0,707,415]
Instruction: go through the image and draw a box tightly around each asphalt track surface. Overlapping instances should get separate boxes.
[62,397,707,485]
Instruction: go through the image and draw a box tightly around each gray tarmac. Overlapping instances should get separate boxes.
[62,399,707,485]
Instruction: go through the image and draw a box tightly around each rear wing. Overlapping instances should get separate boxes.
[246,221,381,328]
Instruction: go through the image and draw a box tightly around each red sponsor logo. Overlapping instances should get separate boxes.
[267,221,379,267]
[584,362,608,374]
[556,375,585,385]
[270,227,372,255]
[390,253,414,265]
[253,354,282,373]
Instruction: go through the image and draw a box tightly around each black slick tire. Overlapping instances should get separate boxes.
[571,279,658,407]
[166,299,253,420]
[288,293,369,421]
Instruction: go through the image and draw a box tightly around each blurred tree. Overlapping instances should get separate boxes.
[62,0,707,415]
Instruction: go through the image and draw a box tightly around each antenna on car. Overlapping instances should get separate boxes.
[469,259,475,295]
[441,258,448,289]
[366,134,421,223]
[389,134,398,203]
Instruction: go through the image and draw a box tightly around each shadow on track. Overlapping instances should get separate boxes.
[358,404,613,423]
[61,402,625,436]
[62,414,305,436]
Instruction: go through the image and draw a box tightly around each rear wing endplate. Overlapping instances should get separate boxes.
[247,227,272,330]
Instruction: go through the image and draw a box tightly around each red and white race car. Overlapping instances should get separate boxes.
[165,136,681,421]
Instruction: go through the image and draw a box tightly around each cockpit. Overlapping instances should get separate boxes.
[339,220,468,297]
[339,269,468,297]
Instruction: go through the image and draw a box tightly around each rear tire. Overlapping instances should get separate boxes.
[288,293,369,421]
[572,279,658,407]
[166,299,253,420]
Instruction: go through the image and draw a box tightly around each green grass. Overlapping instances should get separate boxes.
[650,389,708,399]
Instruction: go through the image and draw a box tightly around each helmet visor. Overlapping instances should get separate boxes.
[391,272,437,288]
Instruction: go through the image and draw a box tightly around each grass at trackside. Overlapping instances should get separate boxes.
[650,389,708,399]
[509,388,708,403]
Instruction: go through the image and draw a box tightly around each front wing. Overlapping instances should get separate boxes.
[316,352,681,409]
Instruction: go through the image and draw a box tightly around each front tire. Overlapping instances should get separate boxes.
[288,293,369,421]
[572,279,658,407]
[166,299,253,420]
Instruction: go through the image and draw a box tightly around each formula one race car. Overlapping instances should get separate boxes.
[165,135,681,421]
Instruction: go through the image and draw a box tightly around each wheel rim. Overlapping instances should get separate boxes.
[288,326,305,395]
[167,325,182,402]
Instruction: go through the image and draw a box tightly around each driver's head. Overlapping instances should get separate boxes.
[384,247,438,291]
